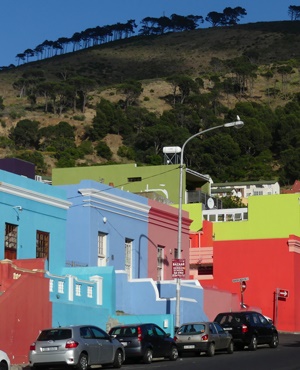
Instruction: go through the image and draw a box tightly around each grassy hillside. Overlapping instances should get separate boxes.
[0,21,299,178]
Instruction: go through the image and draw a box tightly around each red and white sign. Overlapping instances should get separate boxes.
[278,289,289,298]
[172,259,186,278]
[241,281,247,292]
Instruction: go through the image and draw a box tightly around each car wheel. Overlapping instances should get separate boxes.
[169,345,178,361]
[112,349,123,368]
[269,333,279,348]
[206,342,215,357]
[227,340,234,354]
[248,335,258,351]
[76,353,88,370]
[142,348,153,364]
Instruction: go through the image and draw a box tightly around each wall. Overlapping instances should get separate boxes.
[0,170,70,274]
[109,314,175,336]
[59,180,149,276]
[205,193,300,331]
[205,236,300,332]
[0,158,35,179]
[213,193,300,240]
[148,199,191,280]
[53,164,181,203]
[0,260,51,365]
[115,271,208,331]
[203,287,240,321]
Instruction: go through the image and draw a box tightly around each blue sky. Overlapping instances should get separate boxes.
[0,0,296,67]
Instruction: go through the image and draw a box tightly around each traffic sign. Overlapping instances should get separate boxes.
[172,259,186,278]
[277,289,289,298]
[232,277,249,283]
[241,281,247,292]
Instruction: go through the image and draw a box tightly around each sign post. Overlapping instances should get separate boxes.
[275,288,289,326]
[232,277,249,308]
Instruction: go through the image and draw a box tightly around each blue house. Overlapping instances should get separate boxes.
[0,169,70,274]
[59,180,150,278]
[57,180,207,330]
[0,169,208,364]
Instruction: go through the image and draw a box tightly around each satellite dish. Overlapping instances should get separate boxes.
[207,197,215,209]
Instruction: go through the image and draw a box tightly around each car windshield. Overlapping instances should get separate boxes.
[177,324,205,334]
[37,329,72,341]
[110,327,137,337]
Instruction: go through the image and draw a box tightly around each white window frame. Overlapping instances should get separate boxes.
[98,232,107,266]
[157,246,164,281]
[87,286,93,298]
[125,238,133,279]
[58,281,64,294]
[75,284,82,296]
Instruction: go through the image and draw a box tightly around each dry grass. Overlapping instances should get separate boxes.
[0,20,300,173]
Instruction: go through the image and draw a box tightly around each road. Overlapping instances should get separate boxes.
[12,333,300,370]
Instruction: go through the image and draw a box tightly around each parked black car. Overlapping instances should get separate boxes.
[109,323,178,364]
[214,311,279,351]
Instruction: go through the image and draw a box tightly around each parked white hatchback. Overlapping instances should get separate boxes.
[29,325,125,370]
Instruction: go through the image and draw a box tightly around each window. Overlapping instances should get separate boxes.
[58,281,64,293]
[157,246,164,281]
[90,326,108,339]
[5,223,18,259]
[87,286,93,298]
[75,284,82,296]
[127,177,142,183]
[36,230,50,259]
[97,232,107,266]
[198,265,213,275]
[125,238,132,279]
[208,214,216,222]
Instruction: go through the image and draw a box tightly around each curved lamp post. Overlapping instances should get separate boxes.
[175,117,244,329]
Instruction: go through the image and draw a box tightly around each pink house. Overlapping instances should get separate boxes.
[148,199,191,281]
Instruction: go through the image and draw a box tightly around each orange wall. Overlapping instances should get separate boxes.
[203,237,300,332]
[0,260,51,364]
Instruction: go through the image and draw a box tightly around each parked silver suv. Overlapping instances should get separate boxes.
[29,325,125,370]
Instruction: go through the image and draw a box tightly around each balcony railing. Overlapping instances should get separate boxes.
[187,190,222,209]
[189,247,213,265]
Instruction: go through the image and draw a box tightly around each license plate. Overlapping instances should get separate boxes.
[224,327,232,331]
[42,347,58,352]
[121,342,128,347]
[184,345,195,349]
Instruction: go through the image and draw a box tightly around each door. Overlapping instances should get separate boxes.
[213,322,230,350]
[90,326,114,364]
[79,326,99,365]
[209,323,222,350]
[151,324,170,358]
[257,313,273,344]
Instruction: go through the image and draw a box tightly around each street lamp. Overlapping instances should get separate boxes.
[175,116,244,329]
